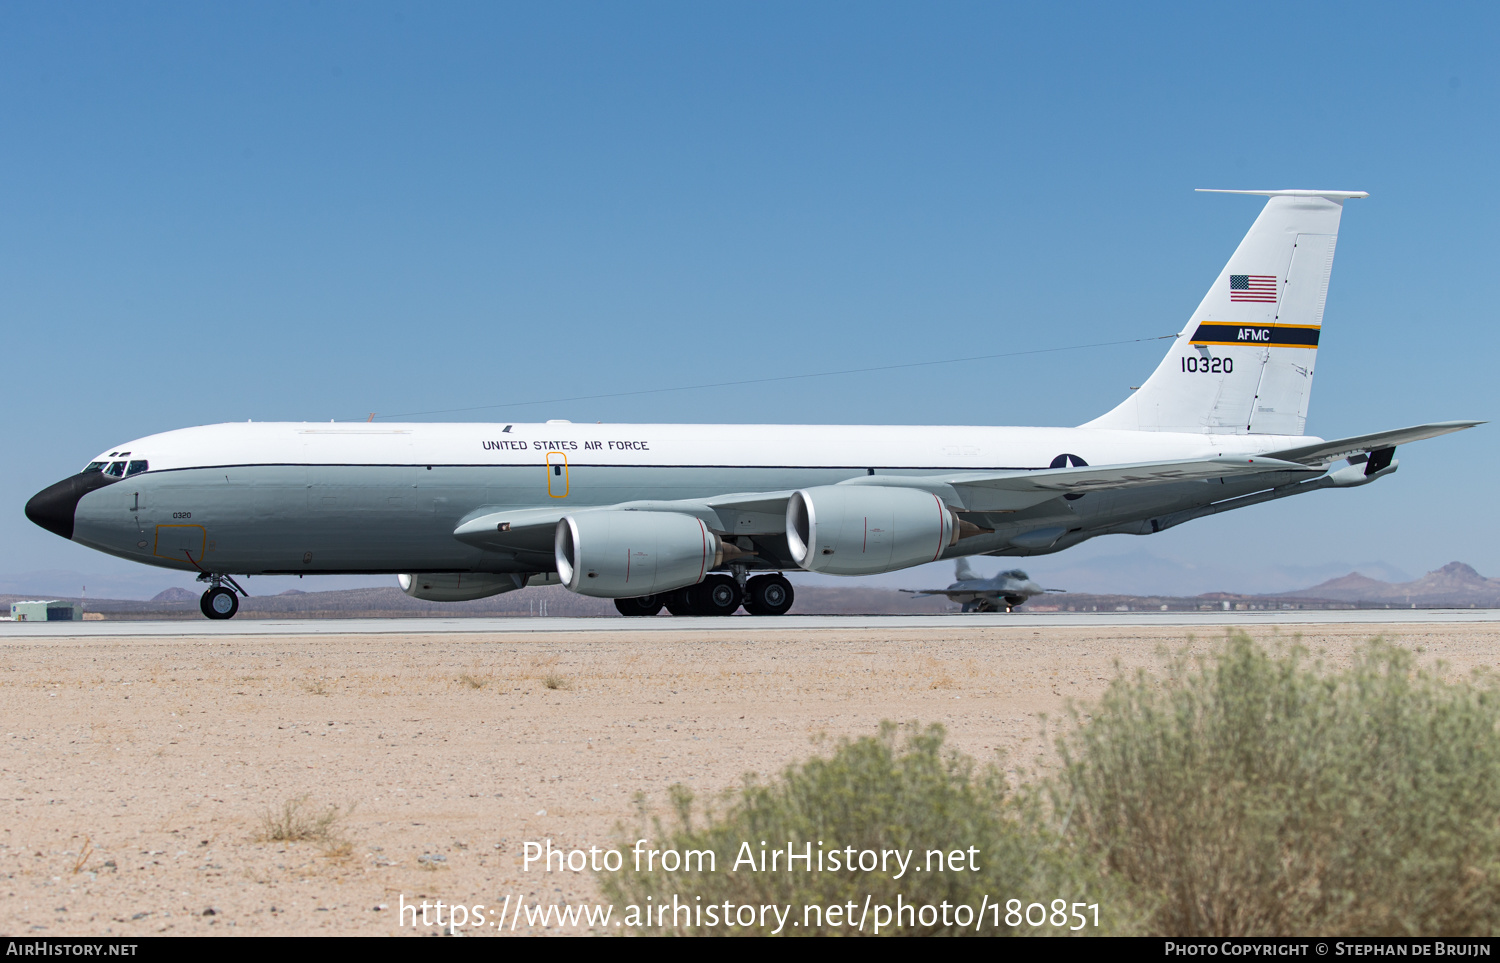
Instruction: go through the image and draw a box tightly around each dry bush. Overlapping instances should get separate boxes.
[602,723,1111,935]
[602,634,1500,937]
[1056,633,1500,936]
[259,794,354,851]
[542,674,570,690]
[458,673,489,690]
[71,837,93,874]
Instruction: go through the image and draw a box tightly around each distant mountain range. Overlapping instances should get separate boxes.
[1281,562,1500,607]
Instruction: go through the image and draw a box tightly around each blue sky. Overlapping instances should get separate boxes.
[3,2,1495,599]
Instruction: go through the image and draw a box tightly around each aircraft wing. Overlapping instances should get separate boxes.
[900,589,976,598]
[943,455,1316,492]
[900,587,1063,596]
[452,455,1321,552]
[841,455,1321,512]
[1260,421,1483,467]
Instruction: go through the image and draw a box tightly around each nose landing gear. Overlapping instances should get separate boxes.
[201,587,239,620]
[196,573,247,620]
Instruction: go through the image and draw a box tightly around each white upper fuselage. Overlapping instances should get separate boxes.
[95,421,1317,473]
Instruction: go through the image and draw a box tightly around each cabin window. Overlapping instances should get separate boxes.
[83,462,107,473]
[105,461,127,477]
[126,460,149,476]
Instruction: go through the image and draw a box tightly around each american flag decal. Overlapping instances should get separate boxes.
[1229,274,1278,302]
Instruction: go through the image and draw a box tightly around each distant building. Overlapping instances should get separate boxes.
[10,600,83,621]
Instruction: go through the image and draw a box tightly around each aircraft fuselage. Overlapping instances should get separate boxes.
[51,420,1311,578]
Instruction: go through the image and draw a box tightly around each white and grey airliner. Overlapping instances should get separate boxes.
[25,190,1480,619]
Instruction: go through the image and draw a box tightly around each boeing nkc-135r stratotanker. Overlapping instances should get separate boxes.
[25,190,1481,619]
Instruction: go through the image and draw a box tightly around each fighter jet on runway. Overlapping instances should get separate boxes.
[25,189,1483,619]
[902,558,1061,612]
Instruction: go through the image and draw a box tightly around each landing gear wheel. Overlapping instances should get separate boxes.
[662,588,696,617]
[201,587,239,620]
[744,574,794,616]
[614,595,663,617]
[697,575,742,616]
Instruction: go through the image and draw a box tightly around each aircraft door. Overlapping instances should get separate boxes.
[154,524,207,568]
[546,451,569,498]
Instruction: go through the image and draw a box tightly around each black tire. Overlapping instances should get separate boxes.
[744,574,794,616]
[697,574,742,616]
[200,587,239,620]
[614,595,663,617]
[662,588,696,617]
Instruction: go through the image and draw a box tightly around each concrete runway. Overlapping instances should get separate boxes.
[3,608,1496,637]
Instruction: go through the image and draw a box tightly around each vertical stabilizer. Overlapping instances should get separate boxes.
[1084,190,1365,435]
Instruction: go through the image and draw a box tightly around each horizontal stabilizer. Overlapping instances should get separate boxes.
[1264,421,1483,466]
[1195,188,1369,199]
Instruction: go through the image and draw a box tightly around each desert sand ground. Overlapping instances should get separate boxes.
[3,620,1496,936]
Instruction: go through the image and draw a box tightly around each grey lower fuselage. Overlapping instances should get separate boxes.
[70,460,1311,579]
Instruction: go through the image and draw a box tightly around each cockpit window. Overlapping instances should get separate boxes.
[83,462,107,473]
[105,461,127,477]
[125,460,149,476]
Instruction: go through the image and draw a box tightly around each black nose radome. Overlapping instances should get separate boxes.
[25,472,117,540]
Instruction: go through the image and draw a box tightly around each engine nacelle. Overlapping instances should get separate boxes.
[786,485,957,576]
[398,572,522,602]
[555,511,723,598]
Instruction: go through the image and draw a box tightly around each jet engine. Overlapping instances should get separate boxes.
[786,485,959,576]
[398,572,522,602]
[555,511,727,598]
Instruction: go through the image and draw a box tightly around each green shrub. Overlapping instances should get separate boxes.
[601,722,1113,936]
[604,635,1500,936]
[1055,633,1500,936]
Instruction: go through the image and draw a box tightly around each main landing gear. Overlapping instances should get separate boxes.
[614,573,795,617]
[614,595,665,617]
[197,573,247,620]
[743,573,794,615]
